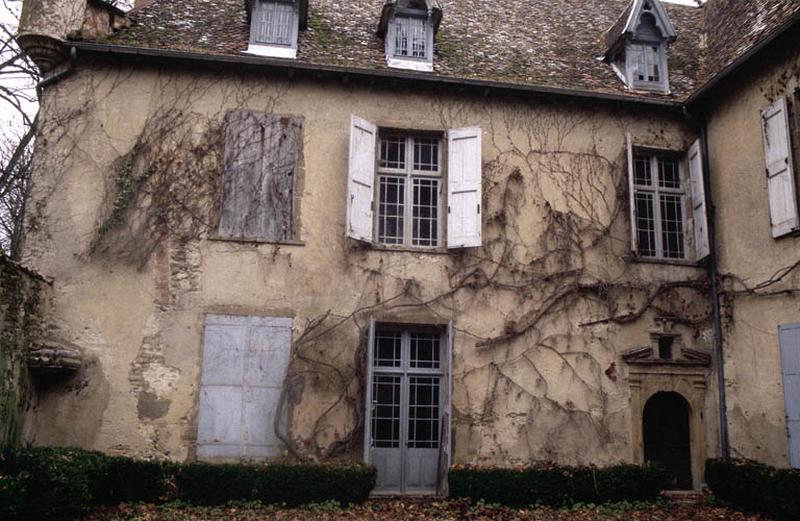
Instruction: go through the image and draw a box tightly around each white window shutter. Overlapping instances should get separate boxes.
[761,97,799,238]
[447,127,482,248]
[347,115,377,242]
[688,139,710,260]
[626,133,638,255]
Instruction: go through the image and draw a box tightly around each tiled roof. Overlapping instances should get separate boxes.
[102,0,796,103]
[703,0,800,85]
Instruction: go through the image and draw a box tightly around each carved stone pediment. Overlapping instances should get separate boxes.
[27,338,83,372]
[621,344,711,367]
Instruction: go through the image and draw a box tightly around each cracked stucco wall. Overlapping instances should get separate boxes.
[19,57,721,483]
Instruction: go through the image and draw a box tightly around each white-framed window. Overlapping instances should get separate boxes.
[393,16,429,59]
[632,151,686,259]
[386,13,434,72]
[347,116,482,250]
[377,133,443,247]
[246,0,299,59]
[626,136,709,262]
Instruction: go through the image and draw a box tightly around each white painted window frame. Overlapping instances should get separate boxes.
[245,0,299,59]
[386,12,434,72]
[375,133,444,249]
[631,149,688,261]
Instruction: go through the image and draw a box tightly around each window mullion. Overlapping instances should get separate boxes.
[405,136,414,246]
[651,156,664,258]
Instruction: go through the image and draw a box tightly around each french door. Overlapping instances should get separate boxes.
[364,322,451,494]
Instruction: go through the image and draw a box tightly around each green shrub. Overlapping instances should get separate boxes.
[7,446,108,520]
[177,461,376,506]
[0,473,27,521]
[0,445,376,518]
[449,463,665,508]
[705,458,800,521]
[95,456,179,505]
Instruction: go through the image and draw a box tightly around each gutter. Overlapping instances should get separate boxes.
[682,106,730,460]
[68,41,684,109]
[687,9,800,106]
[36,46,77,96]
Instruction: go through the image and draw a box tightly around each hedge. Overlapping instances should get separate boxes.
[0,446,376,520]
[705,458,800,521]
[449,463,666,507]
[178,461,376,507]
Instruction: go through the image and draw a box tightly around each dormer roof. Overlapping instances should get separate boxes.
[602,0,677,62]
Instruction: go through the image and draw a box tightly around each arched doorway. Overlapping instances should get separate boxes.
[643,391,692,489]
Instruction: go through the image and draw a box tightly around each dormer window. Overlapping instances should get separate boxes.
[391,15,431,61]
[602,0,677,94]
[378,1,443,73]
[625,11,669,92]
[246,0,299,59]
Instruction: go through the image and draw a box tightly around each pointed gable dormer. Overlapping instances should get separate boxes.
[377,0,443,72]
[602,0,677,94]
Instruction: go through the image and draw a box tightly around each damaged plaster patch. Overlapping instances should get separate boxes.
[129,333,180,421]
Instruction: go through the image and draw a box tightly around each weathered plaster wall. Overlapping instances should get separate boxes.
[0,255,49,446]
[21,58,718,482]
[704,29,800,467]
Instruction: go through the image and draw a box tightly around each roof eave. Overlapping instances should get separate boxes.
[66,41,684,109]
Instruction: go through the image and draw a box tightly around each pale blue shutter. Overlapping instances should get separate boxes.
[197,315,292,460]
[780,323,800,468]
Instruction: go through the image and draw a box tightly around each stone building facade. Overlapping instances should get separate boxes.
[10,0,800,494]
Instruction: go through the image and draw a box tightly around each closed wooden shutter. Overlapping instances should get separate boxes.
[780,323,800,468]
[219,110,301,241]
[761,98,799,238]
[447,127,482,248]
[197,314,293,460]
[347,115,377,242]
[687,139,710,260]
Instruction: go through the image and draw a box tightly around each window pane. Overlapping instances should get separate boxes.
[647,46,660,82]
[658,157,680,189]
[380,136,406,170]
[410,18,427,58]
[379,176,405,245]
[412,178,439,247]
[660,194,685,259]
[410,333,441,369]
[372,375,401,448]
[636,191,657,257]
[374,331,402,368]
[394,19,409,57]
[408,376,440,449]
[414,138,440,172]
[634,155,652,186]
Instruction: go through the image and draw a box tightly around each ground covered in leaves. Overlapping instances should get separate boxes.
[81,498,769,521]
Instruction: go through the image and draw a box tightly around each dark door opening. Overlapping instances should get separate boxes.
[643,391,692,490]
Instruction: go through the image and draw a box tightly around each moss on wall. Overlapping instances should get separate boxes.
[0,254,48,447]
